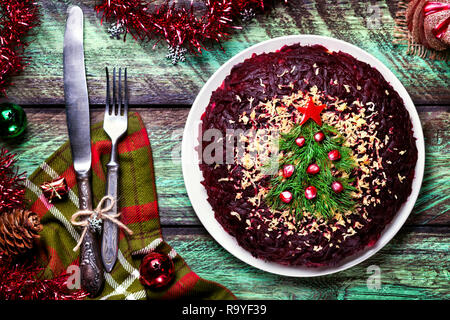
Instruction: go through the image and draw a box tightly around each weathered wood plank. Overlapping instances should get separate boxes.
[1,107,448,226]
[162,226,449,300]
[4,0,450,105]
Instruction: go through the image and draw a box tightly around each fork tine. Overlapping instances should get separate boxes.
[123,68,128,116]
[105,67,110,115]
[118,68,122,116]
[112,67,117,115]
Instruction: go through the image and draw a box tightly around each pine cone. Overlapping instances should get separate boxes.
[0,209,43,258]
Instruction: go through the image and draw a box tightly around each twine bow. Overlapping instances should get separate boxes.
[43,184,63,202]
[70,195,133,252]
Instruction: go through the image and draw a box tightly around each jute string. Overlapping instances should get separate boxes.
[70,195,133,252]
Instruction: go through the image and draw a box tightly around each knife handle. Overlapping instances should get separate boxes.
[101,156,119,272]
[77,172,104,297]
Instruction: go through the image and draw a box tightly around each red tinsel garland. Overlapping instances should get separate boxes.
[0,0,40,95]
[95,0,287,53]
[0,148,26,214]
[0,256,88,300]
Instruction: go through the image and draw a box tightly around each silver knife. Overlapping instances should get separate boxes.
[63,5,104,297]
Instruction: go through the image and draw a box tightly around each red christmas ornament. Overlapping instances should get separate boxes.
[306,163,320,175]
[282,164,295,178]
[296,96,327,126]
[295,136,306,147]
[95,0,287,55]
[331,181,344,193]
[314,131,325,142]
[328,150,341,161]
[139,252,174,289]
[0,0,40,94]
[304,186,317,200]
[279,191,293,203]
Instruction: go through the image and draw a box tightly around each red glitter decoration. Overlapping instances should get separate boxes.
[0,0,40,94]
[0,148,26,214]
[328,149,341,161]
[0,256,88,300]
[282,164,295,178]
[139,252,174,289]
[95,0,287,54]
[279,191,293,203]
[304,186,317,200]
[296,96,326,126]
[306,163,320,175]
[295,136,306,147]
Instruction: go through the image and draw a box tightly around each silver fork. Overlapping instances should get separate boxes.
[101,67,128,272]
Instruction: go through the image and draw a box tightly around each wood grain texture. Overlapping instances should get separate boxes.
[162,227,449,299]
[4,0,450,106]
[1,107,448,226]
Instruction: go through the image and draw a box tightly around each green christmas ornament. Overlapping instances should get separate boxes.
[0,102,27,138]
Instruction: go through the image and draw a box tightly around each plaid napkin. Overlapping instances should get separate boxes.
[24,112,235,300]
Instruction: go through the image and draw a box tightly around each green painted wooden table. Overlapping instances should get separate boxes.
[1,0,449,300]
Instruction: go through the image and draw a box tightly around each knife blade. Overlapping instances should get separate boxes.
[63,5,104,297]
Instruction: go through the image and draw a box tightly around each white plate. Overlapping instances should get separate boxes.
[181,35,425,277]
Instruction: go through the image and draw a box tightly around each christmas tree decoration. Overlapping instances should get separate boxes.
[87,216,103,234]
[282,164,295,178]
[139,252,175,289]
[304,186,317,200]
[331,181,344,194]
[295,136,306,147]
[0,0,40,94]
[265,97,357,220]
[279,190,293,203]
[306,163,320,175]
[40,177,68,203]
[107,22,125,39]
[0,148,26,214]
[314,131,325,142]
[95,0,287,60]
[166,45,187,65]
[241,8,256,23]
[0,209,42,258]
[328,149,341,161]
[0,102,27,138]
[0,257,88,300]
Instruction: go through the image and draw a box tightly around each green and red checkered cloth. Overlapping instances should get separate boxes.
[24,112,235,300]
